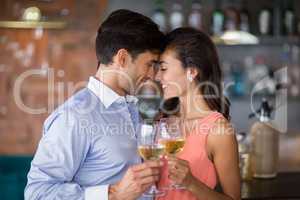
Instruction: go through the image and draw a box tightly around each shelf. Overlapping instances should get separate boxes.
[215,36,300,47]
[228,95,300,103]
[0,20,67,29]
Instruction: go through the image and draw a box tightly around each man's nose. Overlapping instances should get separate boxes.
[147,66,155,80]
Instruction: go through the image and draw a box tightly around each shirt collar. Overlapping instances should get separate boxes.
[87,76,138,108]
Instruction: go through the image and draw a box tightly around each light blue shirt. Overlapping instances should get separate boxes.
[25,77,148,200]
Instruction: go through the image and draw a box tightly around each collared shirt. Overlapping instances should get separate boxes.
[25,77,148,200]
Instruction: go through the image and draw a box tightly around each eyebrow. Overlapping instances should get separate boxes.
[151,59,158,63]
[148,60,160,65]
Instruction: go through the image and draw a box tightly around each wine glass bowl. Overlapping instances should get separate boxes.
[137,123,166,197]
[157,117,185,155]
[156,117,186,190]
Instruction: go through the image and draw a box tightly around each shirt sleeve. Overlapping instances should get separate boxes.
[24,112,109,200]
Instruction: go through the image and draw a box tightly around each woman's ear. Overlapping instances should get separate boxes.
[187,68,199,82]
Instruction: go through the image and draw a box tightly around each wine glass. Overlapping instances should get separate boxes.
[157,117,186,190]
[137,123,166,197]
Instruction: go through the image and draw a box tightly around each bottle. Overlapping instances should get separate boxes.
[230,61,246,97]
[249,98,279,178]
[188,0,203,30]
[211,0,225,36]
[243,56,255,96]
[224,0,240,31]
[169,2,184,30]
[151,0,167,32]
[258,6,273,35]
[282,0,296,36]
[280,44,292,87]
[237,132,252,180]
[239,0,250,32]
[289,46,300,97]
[224,6,240,31]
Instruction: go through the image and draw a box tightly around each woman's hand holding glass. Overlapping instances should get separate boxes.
[157,117,188,190]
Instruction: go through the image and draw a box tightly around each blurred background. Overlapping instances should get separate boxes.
[0,0,299,199]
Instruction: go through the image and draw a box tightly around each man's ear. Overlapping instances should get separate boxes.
[114,48,131,69]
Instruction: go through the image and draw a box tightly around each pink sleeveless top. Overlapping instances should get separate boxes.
[156,112,224,200]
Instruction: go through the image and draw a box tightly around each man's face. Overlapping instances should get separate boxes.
[121,51,159,95]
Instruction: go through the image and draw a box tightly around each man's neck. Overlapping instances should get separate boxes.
[95,67,126,96]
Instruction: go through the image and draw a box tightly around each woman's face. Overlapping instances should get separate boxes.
[156,49,189,99]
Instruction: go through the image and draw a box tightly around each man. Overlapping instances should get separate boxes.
[25,9,165,200]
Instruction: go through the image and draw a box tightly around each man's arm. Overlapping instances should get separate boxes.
[25,112,163,200]
[25,112,109,200]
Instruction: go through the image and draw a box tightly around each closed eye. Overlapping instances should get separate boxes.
[159,61,167,71]
[159,64,167,71]
[147,60,160,68]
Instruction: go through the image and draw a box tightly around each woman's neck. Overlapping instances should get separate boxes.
[179,88,212,120]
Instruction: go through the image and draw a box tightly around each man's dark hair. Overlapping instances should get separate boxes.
[96,9,164,67]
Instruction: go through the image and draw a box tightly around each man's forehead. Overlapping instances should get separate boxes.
[136,51,160,61]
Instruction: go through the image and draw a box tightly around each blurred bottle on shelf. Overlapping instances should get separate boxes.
[211,0,225,36]
[273,1,282,37]
[239,0,250,32]
[244,56,255,94]
[258,6,273,35]
[282,0,296,36]
[224,5,240,31]
[230,61,246,97]
[237,132,252,180]
[188,0,203,30]
[280,44,292,86]
[151,0,167,32]
[169,2,184,30]
[289,45,300,97]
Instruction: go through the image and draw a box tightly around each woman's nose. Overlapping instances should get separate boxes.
[155,69,162,82]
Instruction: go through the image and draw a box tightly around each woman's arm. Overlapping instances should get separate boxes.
[188,118,240,200]
[167,118,241,200]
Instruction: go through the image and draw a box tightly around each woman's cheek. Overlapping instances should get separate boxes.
[165,84,181,98]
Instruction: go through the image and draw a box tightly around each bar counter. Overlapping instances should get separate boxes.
[241,172,300,200]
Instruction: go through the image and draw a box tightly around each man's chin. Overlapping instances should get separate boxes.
[135,77,150,89]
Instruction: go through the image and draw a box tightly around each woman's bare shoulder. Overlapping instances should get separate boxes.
[207,116,238,156]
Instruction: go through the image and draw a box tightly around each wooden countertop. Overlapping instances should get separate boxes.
[241,172,300,200]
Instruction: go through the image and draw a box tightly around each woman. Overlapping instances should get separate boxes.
[155,28,241,200]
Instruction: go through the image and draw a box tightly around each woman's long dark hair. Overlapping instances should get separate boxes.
[164,27,231,120]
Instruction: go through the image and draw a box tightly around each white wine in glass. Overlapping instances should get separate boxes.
[137,123,166,197]
[138,144,165,160]
[159,138,185,154]
[157,117,186,190]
